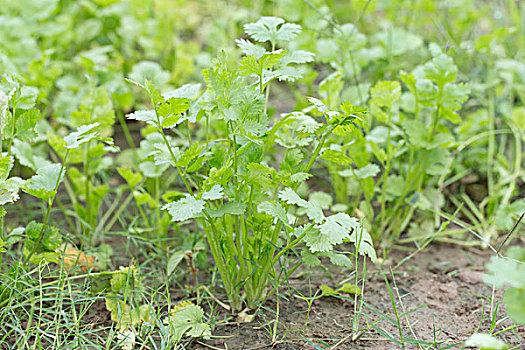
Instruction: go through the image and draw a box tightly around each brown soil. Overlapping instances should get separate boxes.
[190,244,525,350]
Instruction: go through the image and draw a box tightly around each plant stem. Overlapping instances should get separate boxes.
[24,150,69,265]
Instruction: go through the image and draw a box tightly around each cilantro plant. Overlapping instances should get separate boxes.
[127,17,375,311]
[484,245,525,324]
[47,85,118,243]
[321,45,469,252]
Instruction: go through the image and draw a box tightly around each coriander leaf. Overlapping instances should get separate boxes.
[306,202,325,224]
[64,123,100,149]
[503,289,525,324]
[371,81,401,108]
[484,256,525,289]
[320,148,352,166]
[0,155,13,181]
[177,144,203,168]
[464,333,509,350]
[125,110,156,126]
[354,164,380,179]
[301,248,322,267]
[206,201,246,218]
[309,192,332,210]
[349,226,377,263]
[201,185,224,200]
[236,39,266,58]
[258,201,288,226]
[323,252,353,268]
[424,54,457,87]
[304,228,332,252]
[244,17,301,45]
[23,163,64,200]
[281,50,315,65]
[319,213,357,245]
[117,168,143,188]
[163,84,202,100]
[241,163,272,187]
[169,305,210,342]
[307,97,328,113]
[0,189,19,205]
[278,187,308,207]
[163,196,205,222]
[289,172,311,183]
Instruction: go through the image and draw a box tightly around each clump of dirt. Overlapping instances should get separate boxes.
[191,244,524,349]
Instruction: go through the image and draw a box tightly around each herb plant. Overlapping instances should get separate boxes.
[127,18,375,311]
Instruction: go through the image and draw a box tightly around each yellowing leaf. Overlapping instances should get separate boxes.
[61,245,98,272]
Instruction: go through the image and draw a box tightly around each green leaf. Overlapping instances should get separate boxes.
[323,252,353,268]
[126,110,156,126]
[484,256,525,289]
[306,202,325,224]
[300,248,322,267]
[167,251,186,277]
[70,87,115,130]
[157,97,192,127]
[201,185,224,200]
[0,155,13,181]
[163,196,205,222]
[206,201,246,218]
[319,283,361,298]
[309,192,332,210]
[285,112,320,134]
[319,213,358,245]
[236,39,266,58]
[239,50,286,78]
[258,201,288,226]
[441,82,470,113]
[464,333,508,350]
[64,123,100,149]
[23,163,64,200]
[128,61,170,88]
[169,304,210,342]
[511,107,525,129]
[281,50,315,65]
[290,172,311,183]
[307,97,328,114]
[354,164,380,179]
[15,108,41,140]
[503,288,525,323]
[320,149,352,166]
[242,163,272,187]
[280,149,303,173]
[424,54,458,87]
[244,17,301,45]
[402,120,453,149]
[12,140,52,171]
[349,226,377,263]
[304,227,332,252]
[117,168,143,188]
[370,81,401,108]
[23,221,62,264]
[0,189,19,205]
[278,187,308,207]
[177,144,203,168]
[494,199,525,231]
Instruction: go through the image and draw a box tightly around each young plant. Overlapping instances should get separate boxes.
[127,17,376,312]
[48,85,118,243]
[322,45,470,253]
[484,244,525,325]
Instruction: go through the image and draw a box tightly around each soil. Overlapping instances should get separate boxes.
[189,244,525,350]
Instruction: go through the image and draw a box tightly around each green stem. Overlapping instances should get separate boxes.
[154,104,194,195]
[24,150,69,265]
[84,141,91,239]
